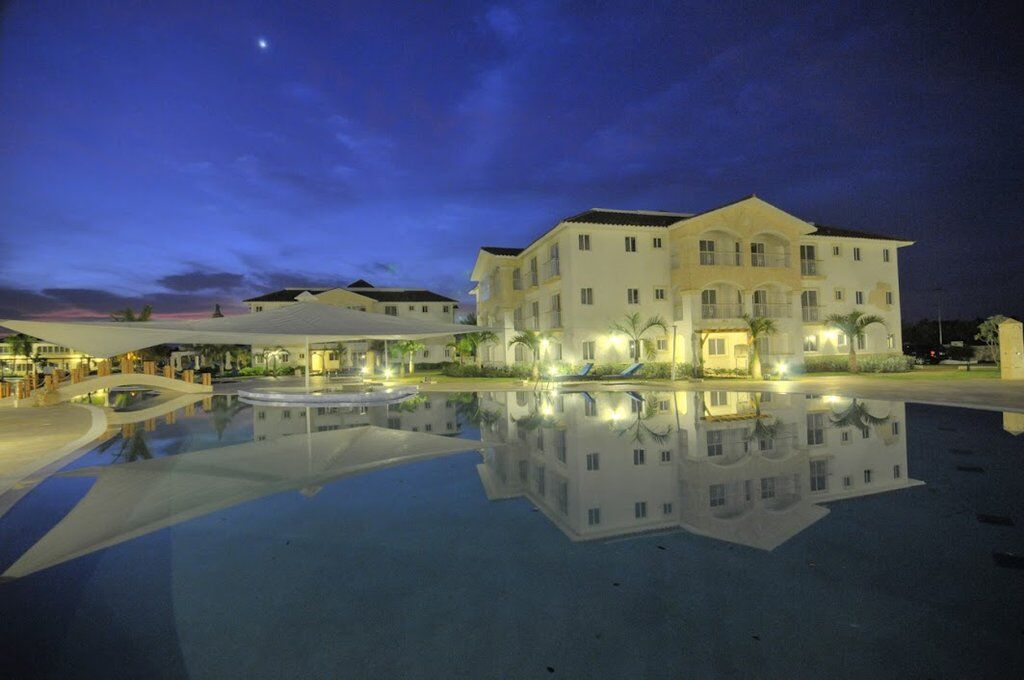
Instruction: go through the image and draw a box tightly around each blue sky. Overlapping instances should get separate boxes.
[1,0,1021,320]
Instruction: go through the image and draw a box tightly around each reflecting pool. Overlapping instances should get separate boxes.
[1,390,1022,678]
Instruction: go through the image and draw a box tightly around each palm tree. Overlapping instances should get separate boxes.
[612,396,672,444]
[741,314,778,379]
[393,340,426,374]
[456,330,499,367]
[9,333,36,386]
[824,310,887,372]
[608,313,667,361]
[508,330,552,380]
[110,305,153,322]
[450,392,500,430]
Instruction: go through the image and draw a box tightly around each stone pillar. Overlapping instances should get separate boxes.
[163,365,174,380]
[143,361,156,375]
[998,318,1024,380]
[202,372,212,386]
[182,369,195,384]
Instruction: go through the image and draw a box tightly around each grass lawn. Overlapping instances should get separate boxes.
[806,365,1000,380]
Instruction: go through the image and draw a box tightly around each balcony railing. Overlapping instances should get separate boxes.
[752,303,792,318]
[548,310,562,328]
[699,252,742,267]
[800,259,819,276]
[751,253,790,268]
[801,306,822,322]
[702,303,744,319]
[543,258,560,280]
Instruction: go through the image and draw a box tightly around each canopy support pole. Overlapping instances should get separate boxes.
[384,339,389,379]
[305,337,310,391]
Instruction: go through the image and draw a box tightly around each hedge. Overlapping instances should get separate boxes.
[803,354,915,373]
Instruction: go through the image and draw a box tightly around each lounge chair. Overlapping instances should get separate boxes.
[599,363,643,380]
[548,362,594,382]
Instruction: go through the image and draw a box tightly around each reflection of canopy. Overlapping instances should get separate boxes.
[2,426,482,580]
[1,301,484,358]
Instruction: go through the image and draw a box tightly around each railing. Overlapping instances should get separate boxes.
[543,258,560,280]
[699,252,742,266]
[548,310,562,329]
[702,303,744,319]
[751,253,790,268]
[801,306,822,322]
[800,259,819,276]
[752,303,792,318]
[529,269,539,287]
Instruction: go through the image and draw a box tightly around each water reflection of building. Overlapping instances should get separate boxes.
[476,390,921,550]
[251,393,461,441]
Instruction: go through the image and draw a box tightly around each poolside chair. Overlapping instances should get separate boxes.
[599,363,643,381]
[548,362,594,382]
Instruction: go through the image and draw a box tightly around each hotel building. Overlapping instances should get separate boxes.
[243,279,459,372]
[470,195,911,371]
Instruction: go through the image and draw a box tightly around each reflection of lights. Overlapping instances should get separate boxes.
[608,408,624,422]
[360,366,369,375]
[822,329,839,341]
[777,362,788,379]
[383,368,393,379]
[540,338,550,349]
[540,404,554,416]
[823,395,840,403]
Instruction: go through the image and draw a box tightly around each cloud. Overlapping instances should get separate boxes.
[158,271,246,292]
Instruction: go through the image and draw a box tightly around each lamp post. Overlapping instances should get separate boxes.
[933,287,944,346]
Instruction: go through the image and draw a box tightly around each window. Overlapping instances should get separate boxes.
[408,305,415,311]
[660,450,672,463]
[804,334,819,352]
[580,288,593,305]
[834,289,844,301]
[837,333,848,347]
[892,421,900,436]
[856,334,866,350]
[257,410,266,421]
[254,305,263,312]
[855,291,864,305]
[892,464,902,479]
[633,449,646,465]
[584,398,598,417]
[887,334,895,349]
[760,477,776,499]
[578,234,591,251]
[653,237,663,248]
[586,453,600,470]
[625,236,637,252]
[282,410,291,419]
[656,339,667,351]
[885,291,894,305]
[627,288,639,304]
[853,247,862,261]
[551,342,562,360]
[861,426,870,439]
[706,431,723,457]
[513,268,522,289]
[809,460,827,491]
[883,248,891,262]
[807,413,825,445]
[709,484,726,507]
[582,341,595,360]
[654,287,666,300]
[832,245,841,256]
[385,305,397,316]
[863,469,873,484]
[709,391,728,406]
[658,502,671,516]
[699,239,716,264]
[708,338,726,355]
[443,305,450,313]
[841,430,851,443]
[750,242,766,267]
[843,475,853,488]
[587,508,601,526]
[529,257,538,286]
[422,305,429,313]
[634,501,648,518]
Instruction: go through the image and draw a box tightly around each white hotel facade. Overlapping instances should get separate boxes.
[470,196,912,371]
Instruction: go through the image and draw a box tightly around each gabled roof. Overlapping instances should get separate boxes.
[563,209,690,227]
[347,279,374,288]
[809,223,912,242]
[354,290,458,303]
[244,288,330,303]
[480,246,525,256]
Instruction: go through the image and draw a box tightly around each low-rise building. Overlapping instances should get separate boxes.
[0,338,93,376]
[243,279,460,372]
[470,195,911,372]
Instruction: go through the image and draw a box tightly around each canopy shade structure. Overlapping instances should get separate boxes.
[1,301,489,358]
[1,425,484,580]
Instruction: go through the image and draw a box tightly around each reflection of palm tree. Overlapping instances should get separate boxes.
[451,392,500,429]
[828,398,890,431]
[614,395,672,444]
[744,392,779,444]
[202,395,248,440]
[99,427,153,463]
[393,393,427,413]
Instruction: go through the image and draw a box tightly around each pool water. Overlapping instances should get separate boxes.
[1,390,1022,679]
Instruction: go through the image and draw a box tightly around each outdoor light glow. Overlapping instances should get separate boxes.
[823,395,840,403]
[360,366,369,374]
[608,408,624,422]
[383,368,393,378]
[540,404,554,416]
[777,361,788,377]
[540,338,550,349]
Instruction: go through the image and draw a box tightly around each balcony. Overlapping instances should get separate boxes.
[801,306,822,322]
[751,253,790,268]
[752,303,792,318]
[543,258,560,280]
[702,303,744,319]
[699,252,742,267]
[800,259,819,276]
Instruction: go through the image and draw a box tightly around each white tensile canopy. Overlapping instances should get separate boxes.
[0,301,484,358]
[1,425,484,581]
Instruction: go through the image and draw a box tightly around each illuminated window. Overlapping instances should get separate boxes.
[804,334,819,352]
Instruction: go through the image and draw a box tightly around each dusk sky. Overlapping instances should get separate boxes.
[1,1,1021,322]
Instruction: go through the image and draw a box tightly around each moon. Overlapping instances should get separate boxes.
[257,37,269,50]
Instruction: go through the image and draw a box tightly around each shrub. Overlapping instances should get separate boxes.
[441,363,531,378]
[804,354,914,373]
